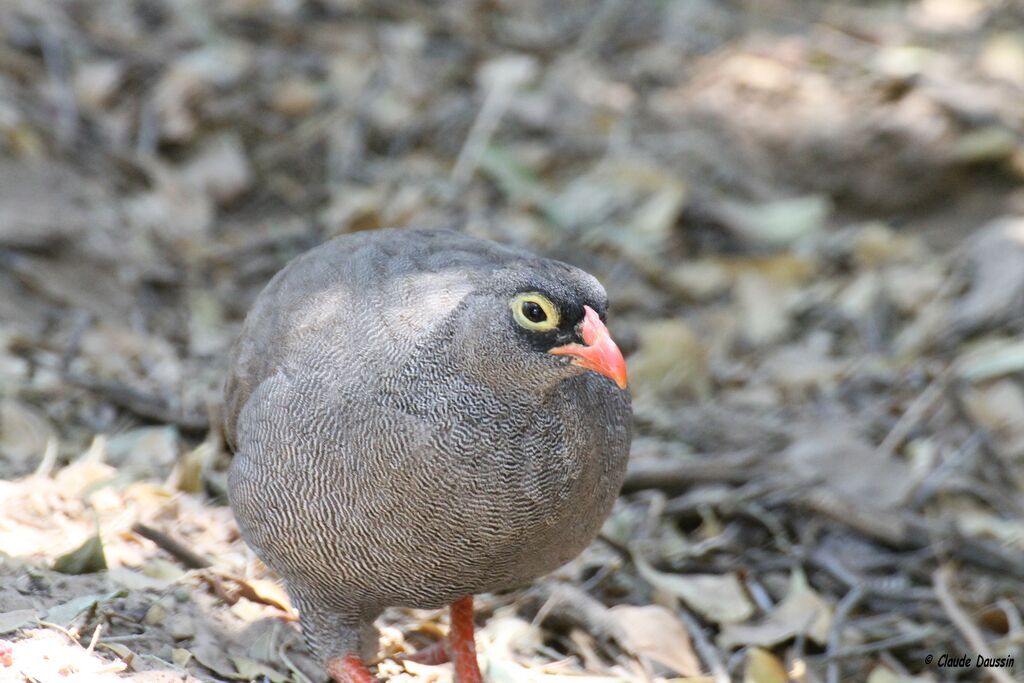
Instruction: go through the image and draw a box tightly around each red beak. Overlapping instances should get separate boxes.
[549,305,628,389]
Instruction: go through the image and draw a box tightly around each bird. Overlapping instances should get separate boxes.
[223,228,631,682]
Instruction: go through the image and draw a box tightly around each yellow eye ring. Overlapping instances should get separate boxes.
[511,293,559,331]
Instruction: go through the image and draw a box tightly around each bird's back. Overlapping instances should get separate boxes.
[224,229,533,450]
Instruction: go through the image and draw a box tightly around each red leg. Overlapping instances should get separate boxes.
[326,654,377,683]
[403,639,451,665]
[449,596,482,683]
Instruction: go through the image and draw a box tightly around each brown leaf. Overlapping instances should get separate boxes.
[628,320,710,401]
[220,574,294,615]
[608,604,701,677]
[743,648,789,683]
[784,425,913,509]
[950,217,1024,337]
[634,553,755,624]
[719,572,832,649]
[0,398,55,474]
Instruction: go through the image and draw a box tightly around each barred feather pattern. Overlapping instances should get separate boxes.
[225,229,631,662]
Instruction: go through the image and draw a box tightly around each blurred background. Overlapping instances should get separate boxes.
[1,0,1023,681]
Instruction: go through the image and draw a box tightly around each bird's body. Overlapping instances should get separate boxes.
[225,229,631,679]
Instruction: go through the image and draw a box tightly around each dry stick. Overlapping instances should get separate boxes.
[910,431,984,508]
[817,627,936,662]
[450,59,535,189]
[131,522,212,569]
[826,585,865,683]
[525,582,626,648]
[932,566,1016,683]
[450,81,512,189]
[878,370,948,457]
[621,450,760,493]
[573,0,628,57]
[277,644,316,683]
[85,623,102,654]
[65,374,209,434]
[676,604,729,683]
[797,490,910,547]
[39,26,78,146]
[996,598,1022,638]
[34,437,59,478]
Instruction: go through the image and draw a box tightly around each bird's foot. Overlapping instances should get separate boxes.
[450,595,483,683]
[403,639,451,665]
[326,654,377,683]
[336,597,480,682]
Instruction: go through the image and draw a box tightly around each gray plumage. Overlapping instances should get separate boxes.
[225,228,631,665]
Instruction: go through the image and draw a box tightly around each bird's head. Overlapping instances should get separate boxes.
[445,260,628,392]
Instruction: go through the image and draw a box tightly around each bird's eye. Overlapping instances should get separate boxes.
[510,293,559,332]
[522,301,546,322]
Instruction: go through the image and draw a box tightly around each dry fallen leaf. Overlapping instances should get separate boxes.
[628,319,710,401]
[218,573,294,615]
[742,647,789,683]
[53,534,107,575]
[180,133,253,206]
[959,377,1024,459]
[230,654,289,683]
[718,195,831,247]
[735,273,792,348]
[0,398,55,475]
[634,553,755,624]
[783,424,913,509]
[956,339,1024,383]
[45,591,121,627]
[950,217,1024,337]
[719,572,833,649]
[608,604,701,677]
[106,567,175,592]
[866,664,938,682]
[0,610,37,635]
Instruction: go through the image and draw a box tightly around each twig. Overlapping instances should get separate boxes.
[932,566,1016,683]
[744,574,775,612]
[662,478,793,518]
[676,604,729,683]
[522,582,625,648]
[451,59,535,189]
[827,586,865,683]
[814,627,936,661]
[58,309,93,375]
[621,450,761,493]
[37,620,79,643]
[573,0,628,57]
[910,432,984,508]
[739,501,794,553]
[797,490,910,547]
[131,522,213,569]
[277,643,315,683]
[99,634,152,643]
[34,437,59,478]
[65,374,209,434]
[878,371,948,457]
[811,550,934,601]
[86,623,102,654]
[40,26,77,147]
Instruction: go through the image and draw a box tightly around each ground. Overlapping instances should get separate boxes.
[0,1,1023,682]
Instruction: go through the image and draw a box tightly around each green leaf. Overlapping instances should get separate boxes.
[53,534,107,574]
[45,591,121,626]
